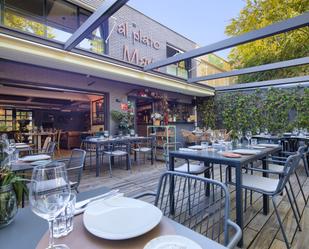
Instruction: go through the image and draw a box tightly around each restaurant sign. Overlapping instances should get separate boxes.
[117,22,160,66]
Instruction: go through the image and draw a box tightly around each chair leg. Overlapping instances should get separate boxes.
[288,181,302,221]
[285,186,302,231]
[272,197,291,249]
[108,156,112,177]
[302,156,309,177]
[295,171,307,204]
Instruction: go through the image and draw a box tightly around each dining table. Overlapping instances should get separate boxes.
[253,134,309,151]
[0,187,228,249]
[168,144,282,247]
[83,136,155,177]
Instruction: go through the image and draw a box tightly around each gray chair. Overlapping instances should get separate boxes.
[268,145,308,205]
[103,141,131,177]
[136,171,242,249]
[57,149,86,193]
[132,138,154,166]
[31,141,56,158]
[229,153,302,249]
[163,142,209,175]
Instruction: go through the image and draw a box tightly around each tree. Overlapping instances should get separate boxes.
[225,0,309,83]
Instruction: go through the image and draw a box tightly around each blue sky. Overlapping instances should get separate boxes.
[128,0,246,60]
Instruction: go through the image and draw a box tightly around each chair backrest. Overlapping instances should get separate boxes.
[45,141,56,156]
[102,141,129,156]
[56,130,62,149]
[163,142,183,167]
[276,153,301,193]
[154,171,232,246]
[66,149,86,190]
[42,137,52,152]
[297,145,307,156]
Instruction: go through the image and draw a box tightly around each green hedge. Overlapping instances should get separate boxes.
[197,87,309,134]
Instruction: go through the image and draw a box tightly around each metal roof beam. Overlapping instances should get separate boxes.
[144,12,309,71]
[215,75,309,92]
[188,56,309,83]
[64,0,128,51]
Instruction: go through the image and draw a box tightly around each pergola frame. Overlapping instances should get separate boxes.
[188,56,309,83]
[64,0,129,51]
[143,11,309,84]
[62,2,308,89]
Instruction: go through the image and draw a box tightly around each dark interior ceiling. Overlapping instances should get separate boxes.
[0,94,90,111]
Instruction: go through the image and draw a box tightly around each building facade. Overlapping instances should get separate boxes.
[0,0,231,137]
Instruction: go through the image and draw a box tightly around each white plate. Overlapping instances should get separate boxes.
[16,145,30,149]
[15,143,27,146]
[188,145,204,150]
[232,149,261,155]
[30,160,52,166]
[258,143,279,148]
[83,196,162,240]
[144,235,202,249]
[20,154,51,162]
[251,145,267,149]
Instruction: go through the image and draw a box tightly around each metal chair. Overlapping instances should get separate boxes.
[268,145,308,205]
[136,171,242,249]
[163,142,209,175]
[31,141,56,158]
[103,141,131,177]
[57,149,86,193]
[132,138,154,166]
[229,153,302,249]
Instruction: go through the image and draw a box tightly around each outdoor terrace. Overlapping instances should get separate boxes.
[70,149,309,249]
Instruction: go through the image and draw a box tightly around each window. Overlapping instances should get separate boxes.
[0,109,13,131]
[16,110,33,131]
[5,0,44,17]
[92,98,105,126]
[1,0,105,54]
[166,44,190,79]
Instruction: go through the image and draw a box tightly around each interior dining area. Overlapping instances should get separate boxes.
[0,84,106,151]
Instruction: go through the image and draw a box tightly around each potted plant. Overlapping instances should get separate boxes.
[0,155,27,228]
[111,110,134,135]
[151,113,163,126]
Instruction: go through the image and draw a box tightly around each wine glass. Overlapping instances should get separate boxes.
[29,162,71,249]
[245,131,252,147]
[217,131,225,152]
[256,128,260,135]
[237,131,243,147]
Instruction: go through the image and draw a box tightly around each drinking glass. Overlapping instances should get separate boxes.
[53,193,76,238]
[245,131,252,147]
[256,128,260,135]
[264,128,269,136]
[201,141,209,150]
[251,138,258,146]
[29,162,71,249]
[104,130,109,138]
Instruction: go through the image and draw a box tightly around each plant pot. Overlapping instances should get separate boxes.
[153,119,161,126]
[0,184,17,228]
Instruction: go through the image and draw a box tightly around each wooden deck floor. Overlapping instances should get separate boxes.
[59,150,309,249]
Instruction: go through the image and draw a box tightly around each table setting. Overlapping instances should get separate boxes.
[28,162,206,249]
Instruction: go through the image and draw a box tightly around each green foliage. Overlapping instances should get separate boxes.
[0,167,28,206]
[197,98,215,129]
[198,87,309,134]
[111,110,134,133]
[0,124,8,132]
[225,0,309,83]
